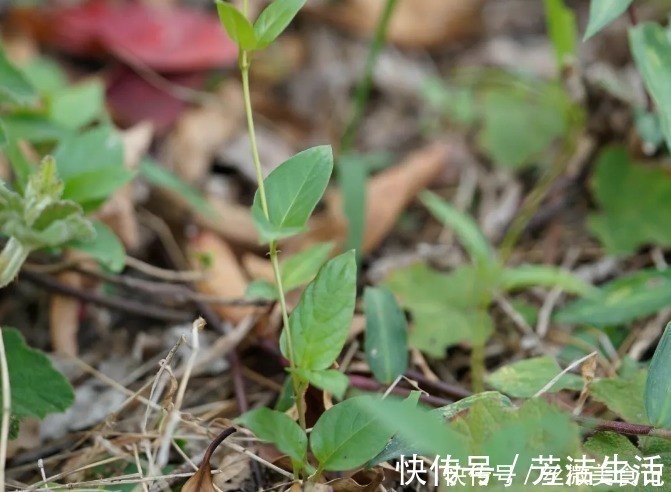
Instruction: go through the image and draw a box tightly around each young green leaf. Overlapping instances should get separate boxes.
[252,145,333,243]
[364,286,408,385]
[338,154,368,257]
[584,0,634,40]
[280,250,356,370]
[254,0,306,49]
[499,265,596,297]
[629,23,671,152]
[646,323,671,428]
[236,407,307,467]
[280,241,334,292]
[1,113,71,143]
[49,80,105,130]
[588,147,671,254]
[0,48,38,106]
[70,220,126,272]
[420,191,494,267]
[215,0,258,51]
[543,0,577,66]
[245,279,278,300]
[310,396,395,471]
[584,432,641,460]
[1,328,74,419]
[63,166,135,210]
[486,356,583,398]
[554,269,671,327]
[52,125,124,180]
[593,370,648,424]
[295,368,348,399]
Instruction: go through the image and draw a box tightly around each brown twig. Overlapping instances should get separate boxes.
[19,270,192,322]
[348,375,453,407]
[574,416,671,440]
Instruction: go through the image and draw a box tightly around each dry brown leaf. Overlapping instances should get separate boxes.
[213,453,251,491]
[182,461,216,492]
[327,468,384,492]
[96,122,153,249]
[198,196,259,248]
[162,80,245,185]
[241,253,274,283]
[305,0,484,49]
[49,270,82,356]
[188,230,252,323]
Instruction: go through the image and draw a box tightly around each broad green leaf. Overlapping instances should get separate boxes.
[584,432,641,459]
[420,78,477,126]
[364,286,408,384]
[584,0,633,40]
[19,56,67,95]
[295,368,348,399]
[139,158,217,219]
[1,328,74,419]
[236,407,306,467]
[310,396,396,471]
[63,166,135,209]
[588,146,671,254]
[476,84,569,170]
[554,269,671,327]
[592,370,648,424]
[439,391,514,421]
[384,264,494,356]
[254,0,306,49]
[52,125,124,180]
[452,398,581,470]
[499,264,596,296]
[245,279,277,300]
[252,146,333,243]
[646,323,671,428]
[49,80,105,130]
[486,356,583,398]
[420,191,494,266]
[544,0,577,66]
[70,221,126,272]
[280,242,334,292]
[1,113,71,143]
[361,395,468,467]
[630,23,671,153]
[0,48,38,106]
[338,154,367,257]
[280,251,356,370]
[215,0,257,50]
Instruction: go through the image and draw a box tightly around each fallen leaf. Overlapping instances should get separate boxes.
[49,270,82,357]
[182,461,216,492]
[188,230,253,323]
[11,1,238,71]
[327,468,384,492]
[213,453,251,491]
[305,0,484,49]
[161,81,245,185]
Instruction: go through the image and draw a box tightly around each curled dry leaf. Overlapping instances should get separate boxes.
[305,0,484,49]
[182,427,237,492]
[327,468,385,492]
[96,122,153,250]
[187,230,253,323]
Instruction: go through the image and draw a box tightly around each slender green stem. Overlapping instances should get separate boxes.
[340,0,399,153]
[0,238,30,288]
[239,51,306,435]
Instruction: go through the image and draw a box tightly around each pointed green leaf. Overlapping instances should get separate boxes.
[364,286,408,384]
[584,0,633,40]
[1,328,74,419]
[310,396,395,471]
[252,146,333,243]
[215,0,257,50]
[32,201,84,231]
[280,242,334,292]
[499,265,596,296]
[486,356,583,398]
[49,80,105,130]
[52,125,124,180]
[630,23,671,153]
[555,269,671,327]
[1,113,71,143]
[420,191,494,266]
[254,0,306,49]
[62,166,135,209]
[70,220,125,272]
[295,368,348,399]
[544,0,577,66]
[646,323,671,428]
[0,49,38,106]
[280,251,356,370]
[236,407,307,467]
